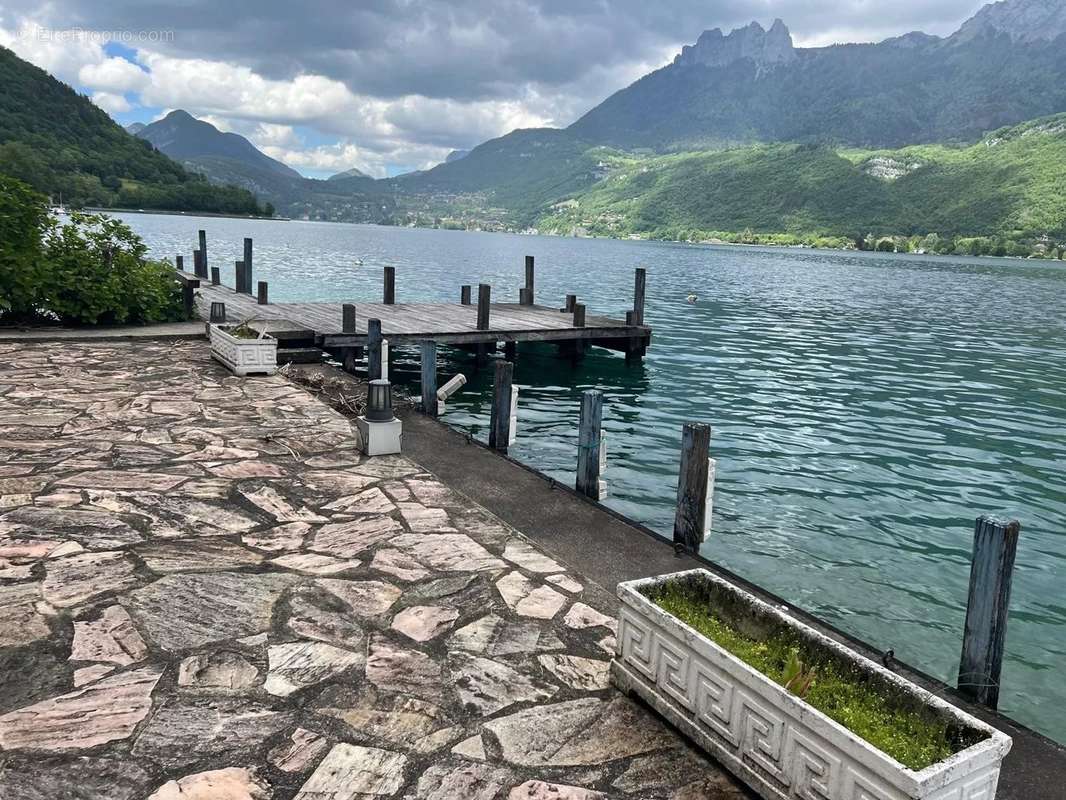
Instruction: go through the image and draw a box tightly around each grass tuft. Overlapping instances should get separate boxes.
[646,580,965,771]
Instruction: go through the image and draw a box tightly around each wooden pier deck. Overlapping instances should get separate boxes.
[178,267,651,356]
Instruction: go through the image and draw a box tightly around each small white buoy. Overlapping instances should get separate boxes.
[686,294,698,304]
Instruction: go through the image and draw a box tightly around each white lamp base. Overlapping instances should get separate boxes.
[355,416,402,456]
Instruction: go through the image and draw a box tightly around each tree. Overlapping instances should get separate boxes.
[0,174,48,317]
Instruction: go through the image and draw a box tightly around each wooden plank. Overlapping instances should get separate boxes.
[576,390,604,499]
[958,517,1021,709]
[673,422,711,552]
[488,359,514,452]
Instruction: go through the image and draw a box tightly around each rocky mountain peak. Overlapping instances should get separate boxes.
[674,18,797,72]
[952,0,1066,43]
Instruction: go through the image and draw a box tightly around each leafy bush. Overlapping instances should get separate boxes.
[0,174,186,325]
[0,173,47,316]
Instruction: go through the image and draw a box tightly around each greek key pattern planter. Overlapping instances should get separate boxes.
[208,324,278,377]
[612,570,1012,800]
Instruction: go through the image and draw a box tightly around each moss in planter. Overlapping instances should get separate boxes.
[645,579,965,771]
[227,322,261,340]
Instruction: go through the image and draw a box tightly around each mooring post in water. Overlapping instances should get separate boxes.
[674,422,712,552]
[243,238,253,294]
[367,318,383,381]
[519,287,532,305]
[633,267,646,325]
[958,516,1020,709]
[342,304,357,334]
[563,294,577,313]
[488,359,515,452]
[384,266,396,305]
[523,255,535,305]
[176,255,184,272]
[576,389,605,500]
[209,302,226,324]
[420,341,438,417]
[477,284,491,330]
[504,341,517,361]
[198,229,207,274]
[211,266,220,286]
[192,250,202,277]
[257,281,269,305]
[573,303,586,328]
[461,285,472,305]
[235,261,246,294]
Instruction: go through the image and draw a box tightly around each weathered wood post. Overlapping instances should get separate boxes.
[477,284,491,330]
[384,266,396,305]
[571,303,587,360]
[576,390,604,500]
[209,302,226,324]
[461,285,472,305]
[420,341,438,417]
[488,359,514,452]
[257,281,269,305]
[243,238,253,295]
[573,304,586,328]
[342,304,357,334]
[182,282,195,318]
[523,255,535,305]
[367,318,383,381]
[211,267,220,286]
[235,261,246,294]
[198,229,207,275]
[633,267,646,325]
[192,250,203,278]
[958,517,1021,709]
[504,341,517,361]
[519,287,532,305]
[673,422,712,552]
[563,294,577,313]
[176,255,184,272]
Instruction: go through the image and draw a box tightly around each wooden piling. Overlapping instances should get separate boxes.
[573,304,586,328]
[384,266,396,305]
[519,287,532,305]
[477,284,491,330]
[198,229,207,274]
[367,318,383,381]
[342,304,357,334]
[576,390,604,500]
[211,266,220,286]
[673,422,711,552]
[488,359,514,452]
[563,294,577,313]
[192,250,202,278]
[182,283,195,318]
[257,281,269,305]
[176,255,184,272]
[243,238,253,294]
[209,302,226,324]
[523,255,535,305]
[633,267,646,325]
[461,285,472,305]
[235,260,246,294]
[504,341,517,361]
[420,341,438,417]
[958,517,1020,709]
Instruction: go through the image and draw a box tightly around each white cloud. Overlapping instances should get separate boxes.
[79,56,149,93]
[90,90,132,113]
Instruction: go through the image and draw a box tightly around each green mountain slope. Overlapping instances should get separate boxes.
[0,46,267,215]
[535,115,1066,246]
[569,4,1066,151]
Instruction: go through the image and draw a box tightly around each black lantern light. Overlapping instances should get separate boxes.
[366,379,395,422]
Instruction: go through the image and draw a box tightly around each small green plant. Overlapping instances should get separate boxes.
[227,322,261,339]
[782,648,817,698]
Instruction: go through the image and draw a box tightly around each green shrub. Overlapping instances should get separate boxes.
[39,211,185,325]
[0,174,47,317]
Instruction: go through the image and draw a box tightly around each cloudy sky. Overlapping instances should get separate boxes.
[1,1,987,177]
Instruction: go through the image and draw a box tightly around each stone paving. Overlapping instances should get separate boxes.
[0,340,749,800]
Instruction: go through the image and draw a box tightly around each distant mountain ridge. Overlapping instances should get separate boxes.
[568,0,1066,150]
[328,167,369,180]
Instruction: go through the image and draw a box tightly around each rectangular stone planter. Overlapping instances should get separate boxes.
[612,569,1012,800]
[208,324,278,376]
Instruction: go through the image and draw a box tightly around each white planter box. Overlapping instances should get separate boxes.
[208,324,278,376]
[613,569,1012,800]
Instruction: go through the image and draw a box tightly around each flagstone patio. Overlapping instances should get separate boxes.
[0,339,749,799]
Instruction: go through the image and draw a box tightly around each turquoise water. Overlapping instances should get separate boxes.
[122,214,1066,743]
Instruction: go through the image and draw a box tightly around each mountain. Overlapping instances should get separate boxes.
[444,149,470,163]
[125,122,146,135]
[136,110,302,179]
[569,0,1066,150]
[0,46,266,215]
[328,167,369,180]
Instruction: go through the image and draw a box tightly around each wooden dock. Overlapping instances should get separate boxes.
[175,247,650,361]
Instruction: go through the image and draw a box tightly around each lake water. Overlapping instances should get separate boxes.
[120,213,1066,744]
